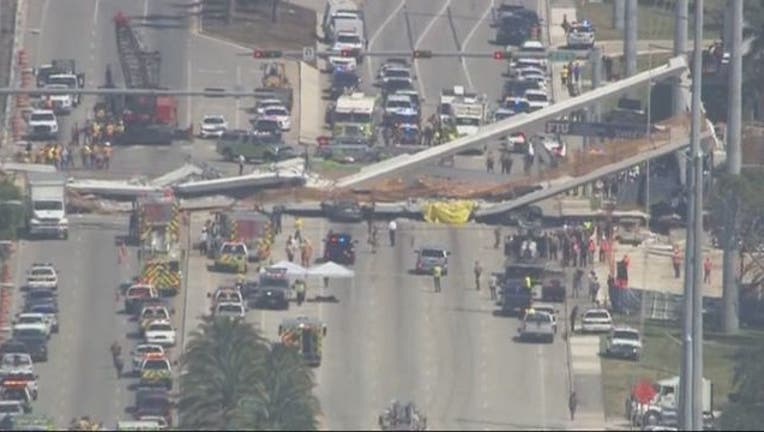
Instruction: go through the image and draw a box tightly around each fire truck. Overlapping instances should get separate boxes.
[129,193,182,296]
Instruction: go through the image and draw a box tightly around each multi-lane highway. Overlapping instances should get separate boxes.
[184,213,571,430]
[12,0,574,428]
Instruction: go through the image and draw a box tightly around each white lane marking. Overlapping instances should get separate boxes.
[186,58,192,127]
[414,0,452,95]
[197,68,226,74]
[192,31,251,52]
[461,0,495,91]
[537,344,549,429]
[35,0,50,61]
[235,65,242,128]
[365,0,408,82]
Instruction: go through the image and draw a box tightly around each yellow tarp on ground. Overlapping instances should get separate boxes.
[423,200,477,224]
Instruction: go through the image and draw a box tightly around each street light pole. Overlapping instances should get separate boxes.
[689,0,706,429]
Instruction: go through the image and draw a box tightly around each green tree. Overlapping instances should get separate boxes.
[719,344,764,430]
[233,343,320,431]
[177,317,269,430]
[0,177,23,240]
[177,317,321,430]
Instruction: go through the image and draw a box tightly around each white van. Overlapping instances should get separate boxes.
[322,0,361,41]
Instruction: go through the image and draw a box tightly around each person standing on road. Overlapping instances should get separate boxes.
[568,391,578,421]
[570,305,579,334]
[573,268,584,298]
[238,154,245,175]
[704,256,712,284]
[388,219,398,247]
[485,151,495,173]
[285,235,295,262]
[433,265,443,293]
[474,260,483,291]
[489,273,498,301]
[370,225,379,254]
[561,64,569,87]
[199,226,208,256]
[294,279,306,306]
[493,226,502,249]
[573,61,581,84]
[672,247,682,279]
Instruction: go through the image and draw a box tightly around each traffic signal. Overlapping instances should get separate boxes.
[253,49,282,59]
[413,50,433,59]
[493,51,510,60]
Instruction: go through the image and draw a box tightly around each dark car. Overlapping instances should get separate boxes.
[323,233,356,265]
[503,79,542,99]
[25,303,58,333]
[135,388,173,425]
[496,16,532,45]
[0,340,30,357]
[252,118,283,140]
[23,289,57,311]
[252,269,291,310]
[321,200,363,222]
[9,336,46,362]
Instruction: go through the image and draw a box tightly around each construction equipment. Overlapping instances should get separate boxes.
[278,316,327,367]
[110,12,177,145]
[208,210,274,262]
[256,62,293,112]
[129,193,182,296]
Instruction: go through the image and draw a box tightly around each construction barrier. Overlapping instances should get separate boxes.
[422,200,477,225]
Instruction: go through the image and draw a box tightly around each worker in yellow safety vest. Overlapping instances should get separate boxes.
[524,275,533,290]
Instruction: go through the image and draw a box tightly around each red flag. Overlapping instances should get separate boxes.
[632,379,657,405]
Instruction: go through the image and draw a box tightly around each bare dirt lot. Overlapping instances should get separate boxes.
[201,0,316,50]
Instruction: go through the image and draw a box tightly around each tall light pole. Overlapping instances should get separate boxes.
[690,0,706,429]
[722,0,743,334]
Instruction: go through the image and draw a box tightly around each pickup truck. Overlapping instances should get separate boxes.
[518,310,555,343]
[215,130,297,164]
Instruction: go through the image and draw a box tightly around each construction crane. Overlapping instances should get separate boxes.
[114,11,161,89]
[103,12,178,145]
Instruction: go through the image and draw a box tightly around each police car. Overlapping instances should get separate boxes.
[323,232,356,265]
[131,344,165,374]
[25,264,58,290]
[566,20,596,49]
[139,353,173,390]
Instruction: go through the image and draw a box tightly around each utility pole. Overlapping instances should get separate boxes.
[674,0,689,187]
[624,0,638,78]
[722,0,742,334]
[680,0,705,428]
[590,46,603,121]
[690,0,706,429]
[613,0,625,31]
[227,0,235,25]
[723,0,734,50]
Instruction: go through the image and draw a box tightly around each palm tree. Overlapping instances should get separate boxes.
[720,344,764,430]
[177,317,269,430]
[740,1,764,118]
[234,343,322,431]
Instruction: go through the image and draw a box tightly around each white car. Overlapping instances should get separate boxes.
[0,401,25,419]
[567,21,596,49]
[513,57,547,73]
[530,302,558,333]
[379,67,413,85]
[519,40,546,54]
[26,264,58,290]
[144,320,176,347]
[604,326,642,360]
[1,369,38,400]
[384,94,414,117]
[524,89,550,111]
[255,98,284,115]
[0,354,33,373]
[331,31,364,53]
[536,134,566,157]
[42,84,73,114]
[131,344,166,374]
[199,115,228,138]
[27,109,59,138]
[14,313,52,337]
[262,106,291,131]
[327,56,357,73]
[580,308,614,333]
[214,302,246,319]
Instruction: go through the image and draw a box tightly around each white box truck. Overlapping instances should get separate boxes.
[26,173,68,239]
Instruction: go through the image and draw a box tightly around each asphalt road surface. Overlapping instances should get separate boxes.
[359,0,552,182]
[186,213,571,430]
[18,0,199,426]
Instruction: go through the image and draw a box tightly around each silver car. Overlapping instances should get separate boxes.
[414,247,449,275]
